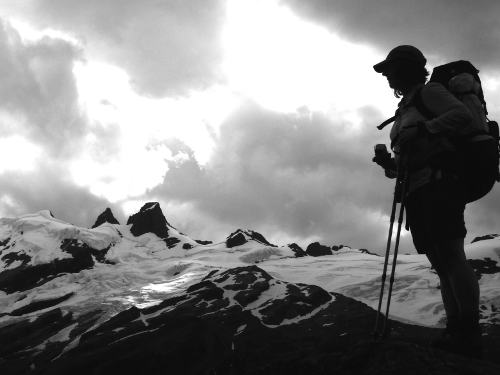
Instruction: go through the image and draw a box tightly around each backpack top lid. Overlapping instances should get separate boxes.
[429,60,487,114]
[429,60,480,87]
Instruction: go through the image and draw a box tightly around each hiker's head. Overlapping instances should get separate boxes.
[374,45,429,97]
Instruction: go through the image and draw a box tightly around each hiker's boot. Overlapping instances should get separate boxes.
[456,323,483,359]
[431,319,483,359]
[430,317,459,349]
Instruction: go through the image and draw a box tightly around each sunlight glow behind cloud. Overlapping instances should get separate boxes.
[74,61,237,164]
[0,136,41,173]
[8,17,80,46]
[72,61,239,202]
[223,0,395,116]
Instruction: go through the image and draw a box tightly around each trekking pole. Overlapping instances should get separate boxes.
[372,160,403,338]
[381,166,410,338]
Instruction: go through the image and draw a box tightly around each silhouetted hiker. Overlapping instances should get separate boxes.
[372,45,482,358]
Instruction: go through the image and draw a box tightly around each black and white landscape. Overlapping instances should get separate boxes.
[1,203,500,374]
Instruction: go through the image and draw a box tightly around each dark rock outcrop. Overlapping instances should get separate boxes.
[92,208,120,228]
[226,229,277,248]
[126,202,171,239]
[306,242,332,257]
[0,237,11,247]
[61,239,113,264]
[195,240,213,245]
[359,248,378,256]
[0,308,75,366]
[472,234,500,243]
[226,230,247,248]
[288,243,307,257]
[468,258,500,280]
[165,237,181,249]
[10,292,74,316]
[332,245,351,251]
[249,230,277,247]
[1,252,31,268]
[0,308,102,374]
[0,240,111,293]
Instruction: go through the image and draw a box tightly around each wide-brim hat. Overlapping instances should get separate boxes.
[373,45,426,73]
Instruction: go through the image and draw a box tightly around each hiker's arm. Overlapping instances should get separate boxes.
[420,82,473,135]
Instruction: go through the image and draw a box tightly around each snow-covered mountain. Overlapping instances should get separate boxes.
[1,203,500,374]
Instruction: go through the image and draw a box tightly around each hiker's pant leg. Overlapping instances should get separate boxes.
[406,178,466,255]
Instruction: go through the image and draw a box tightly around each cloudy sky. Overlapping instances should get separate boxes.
[1,0,500,253]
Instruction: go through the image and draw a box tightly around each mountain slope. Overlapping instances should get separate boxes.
[1,204,500,373]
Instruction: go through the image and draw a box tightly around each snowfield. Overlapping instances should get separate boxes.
[1,209,499,329]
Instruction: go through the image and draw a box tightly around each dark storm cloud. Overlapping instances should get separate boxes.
[0,19,88,158]
[282,0,500,71]
[151,101,415,252]
[0,162,124,228]
[151,100,499,250]
[21,0,225,97]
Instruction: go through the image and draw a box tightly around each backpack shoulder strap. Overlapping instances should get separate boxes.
[377,115,396,130]
[376,85,435,130]
[412,86,435,120]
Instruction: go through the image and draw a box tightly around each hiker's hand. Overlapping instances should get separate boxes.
[372,152,393,169]
[372,145,396,171]
[398,121,427,148]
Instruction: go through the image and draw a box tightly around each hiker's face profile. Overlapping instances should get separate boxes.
[382,63,404,90]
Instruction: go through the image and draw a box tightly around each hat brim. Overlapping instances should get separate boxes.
[373,60,389,73]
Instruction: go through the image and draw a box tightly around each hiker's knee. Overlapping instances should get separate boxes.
[425,247,446,275]
[429,238,467,274]
[423,238,465,274]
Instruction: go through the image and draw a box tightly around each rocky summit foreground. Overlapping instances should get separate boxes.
[1,265,500,375]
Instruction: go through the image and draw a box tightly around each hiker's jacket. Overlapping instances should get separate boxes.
[390,82,473,193]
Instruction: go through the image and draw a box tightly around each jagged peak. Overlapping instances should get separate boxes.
[92,208,120,228]
[126,202,172,239]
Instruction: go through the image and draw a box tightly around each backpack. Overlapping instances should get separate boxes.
[415,60,500,203]
[378,60,500,203]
